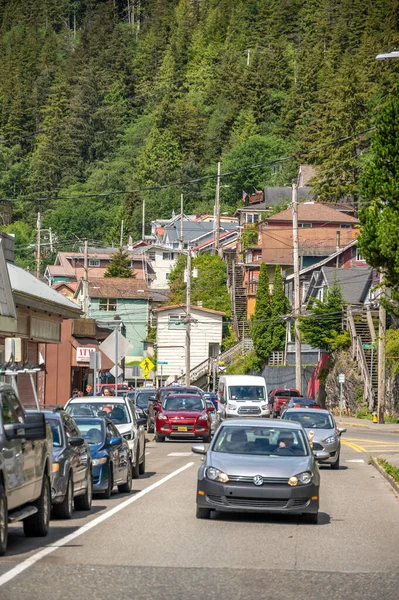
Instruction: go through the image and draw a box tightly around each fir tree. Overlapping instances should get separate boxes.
[250,263,273,364]
[299,279,344,350]
[271,265,290,352]
[104,248,134,278]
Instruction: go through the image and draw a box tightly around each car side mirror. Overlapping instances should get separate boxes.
[337,427,346,435]
[109,436,122,446]
[149,396,155,402]
[69,436,85,448]
[313,450,330,461]
[207,406,215,412]
[192,443,207,455]
[153,404,161,412]
[4,412,47,441]
[137,417,146,427]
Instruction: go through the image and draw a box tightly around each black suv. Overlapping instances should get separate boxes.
[42,409,93,519]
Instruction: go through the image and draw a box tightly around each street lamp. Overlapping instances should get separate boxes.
[376,48,399,60]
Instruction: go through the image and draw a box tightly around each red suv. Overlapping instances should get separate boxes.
[269,388,301,418]
[154,393,212,443]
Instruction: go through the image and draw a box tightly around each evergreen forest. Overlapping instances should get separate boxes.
[1,0,399,267]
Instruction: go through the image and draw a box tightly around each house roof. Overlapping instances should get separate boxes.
[285,240,358,280]
[86,278,152,299]
[320,266,373,304]
[52,281,78,292]
[163,219,239,243]
[153,304,225,316]
[265,202,359,224]
[8,263,81,317]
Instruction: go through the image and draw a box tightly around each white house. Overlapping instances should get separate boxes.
[153,304,225,383]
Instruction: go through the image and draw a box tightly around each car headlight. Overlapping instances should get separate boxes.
[206,467,229,483]
[288,471,313,486]
[261,404,268,410]
[123,432,133,440]
[323,435,337,444]
[158,414,168,420]
[198,413,208,421]
[52,463,60,473]
[227,403,237,410]
[93,457,108,466]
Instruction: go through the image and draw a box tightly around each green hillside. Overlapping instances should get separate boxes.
[0,0,398,267]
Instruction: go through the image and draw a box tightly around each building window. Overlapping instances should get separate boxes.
[148,251,156,261]
[340,224,351,229]
[172,242,179,249]
[89,259,100,267]
[168,314,186,329]
[298,223,312,228]
[163,252,174,260]
[165,273,170,280]
[356,249,366,262]
[99,298,117,312]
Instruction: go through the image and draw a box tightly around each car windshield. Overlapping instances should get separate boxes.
[290,399,315,405]
[135,391,155,408]
[213,426,308,456]
[74,420,105,444]
[48,419,63,448]
[67,402,131,424]
[163,396,205,411]
[228,386,265,401]
[283,411,334,429]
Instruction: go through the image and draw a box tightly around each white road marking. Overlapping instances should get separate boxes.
[168,452,193,457]
[345,459,365,463]
[0,462,194,589]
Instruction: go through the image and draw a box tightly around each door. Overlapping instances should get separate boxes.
[106,422,123,483]
[129,402,141,466]
[1,393,27,510]
[63,416,87,493]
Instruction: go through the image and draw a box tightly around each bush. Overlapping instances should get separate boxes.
[226,351,261,374]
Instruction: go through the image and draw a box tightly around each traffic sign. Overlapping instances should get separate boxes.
[362,343,376,350]
[157,361,168,365]
[140,357,155,372]
[142,370,151,379]
[110,365,123,378]
[338,373,345,384]
[100,330,133,364]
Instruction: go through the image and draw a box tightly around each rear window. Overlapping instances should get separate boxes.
[135,391,156,407]
[275,390,299,397]
[159,388,201,401]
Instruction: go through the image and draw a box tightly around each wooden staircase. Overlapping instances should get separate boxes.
[346,307,377,410]
[234,263,250,340]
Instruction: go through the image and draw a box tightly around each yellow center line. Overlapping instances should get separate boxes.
[342,440,365,452]
[345,438,399,445]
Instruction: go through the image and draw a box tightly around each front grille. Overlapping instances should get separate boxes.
[291,499,310,508]
[171,424,194,431]
[228,475,289,485]
[226,497,288,508]
[237,406,261,415]
[312,442,324,451]
[207,494,224,505]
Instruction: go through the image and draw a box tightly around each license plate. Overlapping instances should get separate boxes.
[177,426,188,432]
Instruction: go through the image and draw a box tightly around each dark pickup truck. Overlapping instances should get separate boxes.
[0,383,52,555]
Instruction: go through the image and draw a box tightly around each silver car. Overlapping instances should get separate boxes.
[281,409,346,469]
[193,419,329,524]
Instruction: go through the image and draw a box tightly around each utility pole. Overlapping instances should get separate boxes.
[292,183,302,394]
[119,219,124,247]
[83,240,88,317]
[142,200,145,241]
[214,161,221,254]
[36,212,41,279]
[185,249,192,386]
[377,271,386,423]
[180,193,184,250]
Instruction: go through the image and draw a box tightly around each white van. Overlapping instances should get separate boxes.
[217,375,269,420]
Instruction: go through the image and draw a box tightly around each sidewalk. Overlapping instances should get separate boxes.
[336,415,399,433]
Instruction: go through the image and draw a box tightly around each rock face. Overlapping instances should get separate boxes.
[325,350,364,414]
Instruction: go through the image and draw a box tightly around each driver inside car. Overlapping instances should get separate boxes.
[276,432,304,455]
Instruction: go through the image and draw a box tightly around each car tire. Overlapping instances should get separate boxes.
[23,475,50,537]
[196,506,211,519]
[331,454,340,470]
[53,473,73,520]
[203,434,212,444]
[155,432,165,443]
[147,417,154,433]
[103,465,113,499]
[272,411,277,419]
[0,484,8,556]
[132,451,140,479]
[118,460,133,493]
[139,447,146,475]
[303,512,318,524]
[74,470,93,511]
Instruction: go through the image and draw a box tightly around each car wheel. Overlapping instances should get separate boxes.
[196,506,211,519]
[139,447,146,475]
[303,512,318,524]
[23,475,50,537]
[0,484,8,556]
[118,460,133,493]
[331,454,340,470]
[147,417,154,433]
[74,470,93,511]
[203,434,212,444]
[155,432,165,443]
[53,473,73,520]
[132,452,140,479]
[272,411,277,419]
[103,465,113,499]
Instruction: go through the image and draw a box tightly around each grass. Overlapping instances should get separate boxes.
[376,458,399,484]
[355,408,399,423]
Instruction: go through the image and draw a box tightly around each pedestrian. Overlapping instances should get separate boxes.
[86,384,93,396]
[72,388,79,398]
[170,376,181,387]
[103,387,111,397]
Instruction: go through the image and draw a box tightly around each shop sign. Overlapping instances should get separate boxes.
[76,347,96,363]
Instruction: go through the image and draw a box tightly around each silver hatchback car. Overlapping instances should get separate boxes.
[281,408,346,469]
[193,419,330,524]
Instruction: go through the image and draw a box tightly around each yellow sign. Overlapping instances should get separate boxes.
[142,370,151,379]
[139,357,155,372]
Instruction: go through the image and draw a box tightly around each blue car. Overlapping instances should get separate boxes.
[203,392,218,408]
[74,417,132,498]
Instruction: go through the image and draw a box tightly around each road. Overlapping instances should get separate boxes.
[1,428,399,600]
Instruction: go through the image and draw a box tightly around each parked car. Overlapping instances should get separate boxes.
[74,417,132,497]
[280,398,321,418]
[203,392,218,408]
[39,409,93,519]
[205,398,217,435]
[0,384,52,556]
[281,408,346,469]
[132,387,157,428]
[147,386,204,432]
[65,396,146,479]
[192,418,329,523]
[269,388,301,418]
[155,393,213,443]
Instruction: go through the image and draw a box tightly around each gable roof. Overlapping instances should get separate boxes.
[285,240,358,281]
[86,278,151,299]
[265,202,359,224]
[153,304,225,316]
[305,266,373,305]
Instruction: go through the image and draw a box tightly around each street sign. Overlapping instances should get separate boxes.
[142,370,151,379]
[109,365,123,378]
[362,343,375,350]
[89,351,102,370]
[157,361,168,365]
[338,373,345,384]
[139,357,155,372]
[100,330,133,364]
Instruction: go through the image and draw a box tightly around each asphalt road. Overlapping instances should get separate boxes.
[1,428,399,600]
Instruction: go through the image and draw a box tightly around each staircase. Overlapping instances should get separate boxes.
[346,307,377,410]
[234,263,250,339]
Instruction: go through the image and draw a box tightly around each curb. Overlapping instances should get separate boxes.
[337,421,369,429]
[370,457,399,495]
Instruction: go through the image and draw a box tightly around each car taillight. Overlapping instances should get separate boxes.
[314,405,321,409]
[293,404,301,408]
